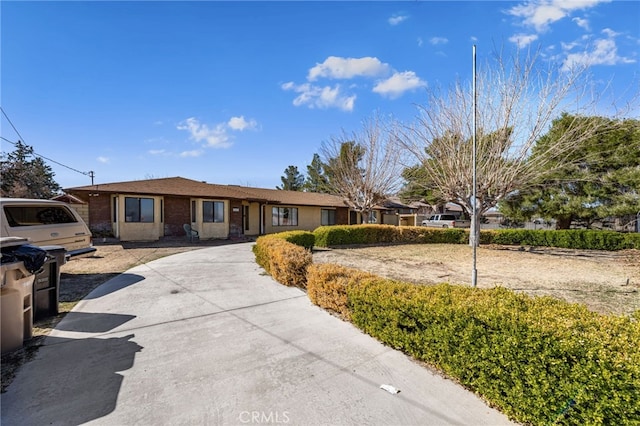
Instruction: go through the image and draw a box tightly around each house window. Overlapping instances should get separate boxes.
[272,207,298,226]
[125,197,154,223]
[321,209,336,226]
[203,201,224,223]
[368,211,378,224]
[191,200,196,223]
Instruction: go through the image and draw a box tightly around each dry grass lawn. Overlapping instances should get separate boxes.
[313,244,640,316]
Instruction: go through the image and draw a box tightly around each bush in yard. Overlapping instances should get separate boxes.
[314,224,636,251]
[314,225,399,247]
[275,230,315,250]
[252,234,312,288]
[314,224,470,247]
[346,280,640,425]
[306,263,376,321]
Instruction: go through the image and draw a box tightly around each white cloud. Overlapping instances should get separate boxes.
[179,150,204,158]
[429,37,449,45]
[228,116,257,131]
[282,82,355,111]
[307,56,391,81]
[509,33,539,47]
[562,35,635,71]
[177,115,258,149]
[388,13,408,26]
[285,55,425,110]
[148,149,166,155]
[508,0,610,32]
[417,37,423,47]
[97,156,110,164]
[373,71,426,99]
[572,16,590,30]
[177,117,232,148]
[601,28,619,38]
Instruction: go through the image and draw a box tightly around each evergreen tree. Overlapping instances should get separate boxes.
[398,164,445,206]
[0,141,61,198]
[276,165,305,191]
[303,153,330,193]
[500,116,640,229]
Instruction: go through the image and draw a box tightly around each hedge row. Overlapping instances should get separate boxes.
[254,229,640,424]
[306,263,640,425]
[252,231,314,288]
[314,225,640,250]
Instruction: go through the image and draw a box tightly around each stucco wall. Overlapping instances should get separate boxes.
[190,198,229,239]
[117,195,164,241]
[263,205,331,234]
[244,202,261,236]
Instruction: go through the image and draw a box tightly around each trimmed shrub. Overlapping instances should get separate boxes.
[266,230,315,249]
[252,234,312,288]
[347,280,640,425]
[314,224,400,247]
[306,263,376,320]
[314,225,471,247]
[623,232,640,250]
[314,224,637,251]
[490,229,634,251]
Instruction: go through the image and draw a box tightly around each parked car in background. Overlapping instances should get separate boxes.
[421,214,471,228]
[0,198,96,258]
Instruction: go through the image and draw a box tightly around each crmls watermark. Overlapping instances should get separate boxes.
[238,411,290,424]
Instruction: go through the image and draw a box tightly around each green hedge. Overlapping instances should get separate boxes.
[313,225,640,251]
[345,279,640,425]
[490,229,640,250]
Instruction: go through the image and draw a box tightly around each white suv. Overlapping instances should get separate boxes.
[0,198,96,257]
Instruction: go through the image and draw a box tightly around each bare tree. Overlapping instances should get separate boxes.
[321,113,404,223]
[396,48,631,245]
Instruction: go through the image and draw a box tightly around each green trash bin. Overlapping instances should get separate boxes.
[33,246,67,321]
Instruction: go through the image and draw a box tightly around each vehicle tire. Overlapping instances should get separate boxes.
[443,225,448,228]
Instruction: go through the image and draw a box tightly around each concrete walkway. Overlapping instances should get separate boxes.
[1,242,515,425]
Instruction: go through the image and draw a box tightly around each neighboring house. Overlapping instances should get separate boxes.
[52,193,90,224]
[64,177,352,242]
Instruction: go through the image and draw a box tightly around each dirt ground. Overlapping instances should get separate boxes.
[313,244,640,316]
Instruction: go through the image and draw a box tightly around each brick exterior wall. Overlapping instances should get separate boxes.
[88,194,112,235]
[336,207,349,225]
[164,197,190,237]
[229,200,243,238]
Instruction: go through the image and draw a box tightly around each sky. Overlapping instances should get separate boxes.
[1,0,638,191]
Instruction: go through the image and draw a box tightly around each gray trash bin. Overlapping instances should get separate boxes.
[33,245,67,321]
[1,237,36,354]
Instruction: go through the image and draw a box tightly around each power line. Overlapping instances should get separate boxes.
[1,107,26,143]
[1,107,95,184]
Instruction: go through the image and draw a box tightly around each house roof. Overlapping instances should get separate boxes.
[52,193,86,204]
[65,177,349,208]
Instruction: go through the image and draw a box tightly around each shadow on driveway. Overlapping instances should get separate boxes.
[1,333,143,425]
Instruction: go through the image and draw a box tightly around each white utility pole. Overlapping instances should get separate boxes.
[472,45,478,288]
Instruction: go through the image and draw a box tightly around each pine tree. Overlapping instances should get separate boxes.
[0,141,62,199]
[303,153,330,193]
[500,116,640,228]
[276,165,305,191]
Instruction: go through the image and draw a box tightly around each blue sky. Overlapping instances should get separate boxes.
[1,1,638,190]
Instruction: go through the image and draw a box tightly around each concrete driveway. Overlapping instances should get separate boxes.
[1,242,515,425]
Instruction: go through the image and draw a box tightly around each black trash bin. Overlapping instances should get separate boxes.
[32,245,67,321]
